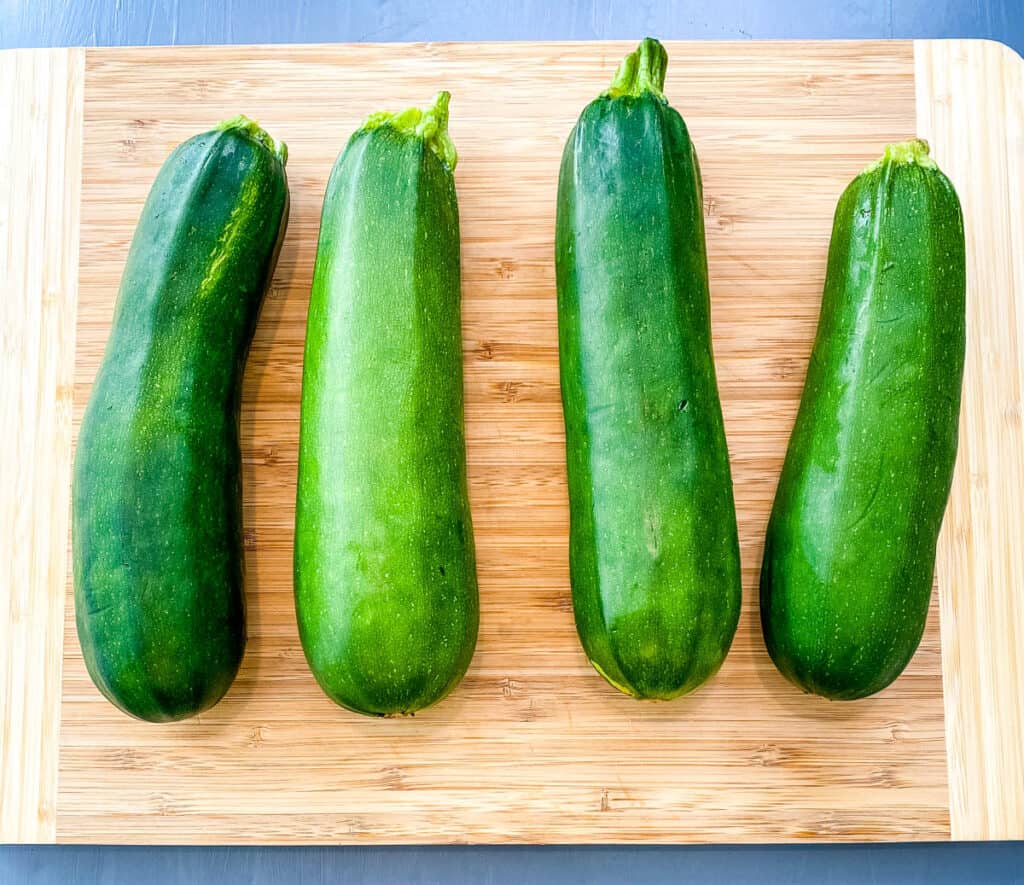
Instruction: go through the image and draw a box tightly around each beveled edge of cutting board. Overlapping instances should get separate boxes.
[916,38,1024,842]
[1,38,1022,845]
[0,47,83,844]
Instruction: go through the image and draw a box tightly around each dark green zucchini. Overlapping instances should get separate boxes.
[294,92,478,717]
[73,116,289,722]
[555,38,742,700]
[760,139,966,700]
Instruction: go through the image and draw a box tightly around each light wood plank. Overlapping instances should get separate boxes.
[0,48,84,843]
[57,40,950,844]
[916,38,1024,841]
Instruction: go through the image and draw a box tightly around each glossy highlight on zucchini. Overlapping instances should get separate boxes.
[760,139,966,700]
[555,38,742,700]
[294,92,478,717]
[73,116,290,722]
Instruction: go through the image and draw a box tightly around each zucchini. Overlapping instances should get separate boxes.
[760,139,966,700]
[294,92,478,717]
[555,39,742,699]
[73,117,290,722]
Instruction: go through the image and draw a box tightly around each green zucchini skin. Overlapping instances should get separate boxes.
[73,118,289,723]
[555,39,742,700]
[760,140,966,700]
[294,93,478,717]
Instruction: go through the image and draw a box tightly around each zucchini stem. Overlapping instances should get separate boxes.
[863,138,938,173]
[605,37,668,100]
[359,91,458,172]
[216,115,288,165]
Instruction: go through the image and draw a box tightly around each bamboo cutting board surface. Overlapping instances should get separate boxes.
[1,39,1022,844]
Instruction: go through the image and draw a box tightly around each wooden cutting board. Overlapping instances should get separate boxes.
[1,39,1022,845]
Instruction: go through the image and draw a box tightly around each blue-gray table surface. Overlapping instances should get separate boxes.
[3,1,1022,882]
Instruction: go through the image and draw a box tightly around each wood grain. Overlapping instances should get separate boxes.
[916,38,1024,841]
[0,48,84,843]
[55,40,954,844]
